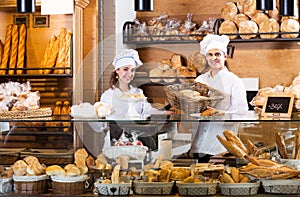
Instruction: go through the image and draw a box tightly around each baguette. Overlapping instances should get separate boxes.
[44,36,59,74]
[111,164,120,184]
[0,40,3,65]
[64,32,72,74]
[8,25,19,75]
[275,132,288,159]
[217,135,247,158]
[54,28,67,74]
[0,24,13,75]
[223,130,249,154]
[16,24,27,74]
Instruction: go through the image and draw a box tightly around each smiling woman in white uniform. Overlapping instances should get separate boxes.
[191,34,249,163]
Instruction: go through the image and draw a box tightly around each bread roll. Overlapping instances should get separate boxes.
[8,25,19,75]
[64,164,81,176]
[219,20,238,39]
[46,165,65,176]
[259,18,280,39]
[221,2,238,21]
[280,18,299,38]
[16,24,27,74]
[0,24,13,75]
[238,20,258,39]
[12,160,28,176]
[23,156,46,175]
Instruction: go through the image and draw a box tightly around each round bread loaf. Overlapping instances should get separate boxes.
[259,18,280,39]
[280,18,299,38]
[187,52,208,74]
[238,20,258,39]
[221,2,238,21]
[219,20,238,39]
[233,13,250,28]
[252,12,269,26]
[267,8,280,21]
[46,165,65,176]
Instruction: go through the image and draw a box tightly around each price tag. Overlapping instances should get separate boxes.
[261,94,294,118]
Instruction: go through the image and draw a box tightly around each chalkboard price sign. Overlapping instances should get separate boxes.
[261,95,294,117]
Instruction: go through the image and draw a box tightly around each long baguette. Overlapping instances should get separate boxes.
[217,135,247,158]
[0,24,13,75]
[8,25,19,75]
[16,24,27,74]
[44,36,59,74]
[0,39,3,65]
[223,129,249,154]
[64,32,72,74]
[275,132,288,159]
[54,28,67,74]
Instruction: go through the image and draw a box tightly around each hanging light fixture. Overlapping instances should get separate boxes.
[135,0,153,12]
[279,0,296,16]
[256,0,276,10]
[17,0,36,13]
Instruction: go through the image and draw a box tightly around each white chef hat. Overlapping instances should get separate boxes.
[200,34,230,55]
[112,49,143,70]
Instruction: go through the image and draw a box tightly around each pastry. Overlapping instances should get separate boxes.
[16,24,27,74]
[221,2,238,21]
[238,20,258,39]
[218,20,238,39]
[8,25,18,75]
[259,18,280,39]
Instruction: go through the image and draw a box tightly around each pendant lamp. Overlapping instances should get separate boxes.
[17,0,36,13]
[280,0,296,16]
[135,0,153,11]
[256,0,276,10]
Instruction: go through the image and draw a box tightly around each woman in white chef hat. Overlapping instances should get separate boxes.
[100,49,167,117]
[190,34,249,163]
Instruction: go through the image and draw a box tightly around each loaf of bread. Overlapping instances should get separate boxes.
[219,20,238,39]
[187,52,207,74]
[12,160,28,176]
[23,156,46,175]
[267,8,280,21]
[275,132,288,159]
[74,148,89,174]
[64,164,81,176]
[0,39,3,65]
[54,28,67,74]
[46,165,66,176]
[111,164,120,184]
[0,24,13,75]
[259,18,280,39]
[217,135,247,158]
[238,20,258,39]
[16,24,27,74]
[251,12,269,26]
[64,32,72,74]
[233,13,250,28]
[280,18,299,38]
[223,129,249,154]
[221,2,238,21]
[45,36,59,74]
[243,0,260,18]
[8,25,19,75]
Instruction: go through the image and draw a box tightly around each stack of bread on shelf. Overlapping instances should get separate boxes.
[219,0,299,39]
[40,27,72,74]
[0,24,27,75]
[250,73,300,111]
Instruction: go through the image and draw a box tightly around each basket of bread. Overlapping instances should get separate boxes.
[0,166,13,193]
[164,82,224,113]
[46,148,90,195]
[11,156,49,195]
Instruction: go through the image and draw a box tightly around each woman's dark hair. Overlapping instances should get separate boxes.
[110,71,118,88]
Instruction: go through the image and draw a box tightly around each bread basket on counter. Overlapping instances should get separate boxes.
[164,82,224,114]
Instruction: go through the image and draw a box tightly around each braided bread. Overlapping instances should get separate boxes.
[16,24,27,74]
[0,24,13,75]
[8,25,19,75]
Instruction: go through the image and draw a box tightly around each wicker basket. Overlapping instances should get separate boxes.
[0,148,24,165]
[102,145,148,160]
[0,177,13,193]
[51,175,89,195]
[132,181,174,195]
[176,181,218,196]
[219,182,260,196]
[13,174,49,195]
[94,182,131,196]
[0,108,52,119]
[261,179,300,194]
[164,82,224,114]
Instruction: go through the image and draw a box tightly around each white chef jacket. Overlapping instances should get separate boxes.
[191,67,249,155]
[100,85,163,117]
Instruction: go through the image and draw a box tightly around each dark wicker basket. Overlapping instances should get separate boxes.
[52,181,87,195]
[13,178,49,195]
[164,82,224,114]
